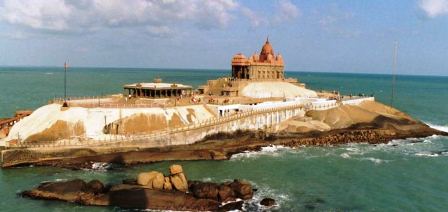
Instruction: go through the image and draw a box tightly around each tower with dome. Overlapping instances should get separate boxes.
[231,38,285,80]
[198,37,313,98]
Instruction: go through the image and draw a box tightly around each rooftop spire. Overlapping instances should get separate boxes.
[266,36,269,44]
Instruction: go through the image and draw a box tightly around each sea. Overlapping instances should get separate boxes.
[0,67,447,211]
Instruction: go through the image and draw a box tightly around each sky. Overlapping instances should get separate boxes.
[0,0,448,76]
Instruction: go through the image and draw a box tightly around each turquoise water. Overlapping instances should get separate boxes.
[0,67,447,211]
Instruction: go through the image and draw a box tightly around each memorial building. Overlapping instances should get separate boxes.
[231,38,284,80]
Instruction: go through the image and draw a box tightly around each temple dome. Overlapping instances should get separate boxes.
[267,54,273,62]
[231,53,248,65]
[232,53,246,59]
[259,38,275,62]
[276,54,284,65]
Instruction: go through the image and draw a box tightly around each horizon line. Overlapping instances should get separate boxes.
[0,65,447,78]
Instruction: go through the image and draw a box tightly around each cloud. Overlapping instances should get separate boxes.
[240,6,265,27]
[275,0,300,22]
[0,0,72,31]
[240,0,300,27]
[146,26,174,37]
[419,0,448,17]
[0,0,239,34]
[317,5,359,38]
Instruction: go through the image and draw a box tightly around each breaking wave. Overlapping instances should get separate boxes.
[230,145,293,160]
[360,157,388,164]
[415,152,440,157]
[426,123,448,133]
[81,162,113,171]
[244,183,289,211]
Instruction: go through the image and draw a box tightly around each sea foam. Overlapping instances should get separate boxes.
[415,152,440,157]
[243,183,288,211]
[230,145,292,160]
[427,123,448,133]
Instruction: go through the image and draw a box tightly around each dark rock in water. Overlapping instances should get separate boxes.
[39,179,87,194]
[260,198,276,207]
[305,204,316,210]
[218,184,236,202]
[109,188,220,210]
[122,178,137,185]
[315,197,325,204]
[109,184,143,191]
[230,179,253,200]
[21,178,257,211]
[86,180,104,194]
[189,181,220,200]
[218,200,244,211]
[22,179,94,204]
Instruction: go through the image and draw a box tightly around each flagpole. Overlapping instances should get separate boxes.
[63,62,68,107]
[391,42,398,107]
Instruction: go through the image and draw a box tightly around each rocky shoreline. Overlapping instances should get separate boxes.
[29,122,447,170]
[21,164,275,211]
[2,100,447,169]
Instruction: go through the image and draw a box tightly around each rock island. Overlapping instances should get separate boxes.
[0,38,446,168]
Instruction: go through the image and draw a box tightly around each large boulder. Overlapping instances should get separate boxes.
[38,179,87,194]
[170,173,188,192]
[21,179,109,206]
[260,198,276,207]
[189,182,219,200]
[218,184,236,202]
[151,173,165,190]
[163,177,172,191]
[137,171,163,188]
[86,180,104,194]
[218,201,244,211]
[169,164,183,175]
[230,179,253,200]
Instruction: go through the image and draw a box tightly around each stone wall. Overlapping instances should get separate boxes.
[248,65,284,80]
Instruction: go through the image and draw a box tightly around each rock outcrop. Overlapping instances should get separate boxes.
[260,197,276,207]
[21,164,255,211]
[5,104,216,143]
[136,164,188,192]
[169,164,183,174]
[170,173,188,192]
[189,179,253,202]
[4,100,446,169]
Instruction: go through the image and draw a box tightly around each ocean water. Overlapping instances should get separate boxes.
[0,67,447,211]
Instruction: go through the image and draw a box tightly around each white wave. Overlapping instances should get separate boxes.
[415,152,440,157]
[45,72,54,75]
[426,123,448,133]
[89,162,112,171]
[345,147,359,152]
[386,139,409,146]
[260,145,290,152]
[244,183,289,211]
[340,153,351,158]
[422,139,432,143]
[230,145,292,160]
[360,157,388,164]
[200,177,213,182]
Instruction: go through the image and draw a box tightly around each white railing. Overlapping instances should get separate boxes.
[12,103,306,149]
[11,96,375,149]
[342,97,375,105]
